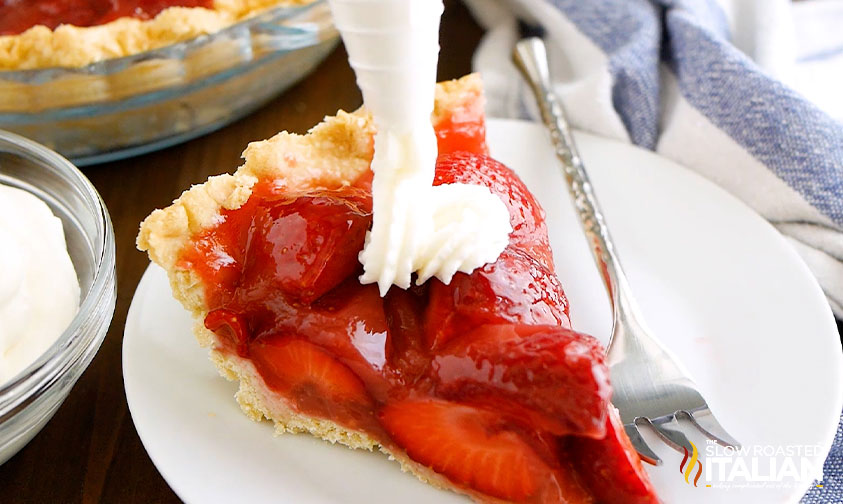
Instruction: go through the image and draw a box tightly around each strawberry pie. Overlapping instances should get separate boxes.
[137,74,659,503]
[0,0,312,70]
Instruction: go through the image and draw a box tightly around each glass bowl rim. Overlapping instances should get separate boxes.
[0,129,116,420]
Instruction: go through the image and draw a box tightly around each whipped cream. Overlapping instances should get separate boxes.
[329,0,512,295]
[0,184,80,384]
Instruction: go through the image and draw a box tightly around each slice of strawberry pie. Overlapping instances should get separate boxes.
[137,74,659,503]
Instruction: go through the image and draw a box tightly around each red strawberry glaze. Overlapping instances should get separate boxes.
[424,245,571,350]
[0,0,213,36]
[435,113,488,157]
[431,324,611,438]
[182,115,658,503]
[435,87,488,157]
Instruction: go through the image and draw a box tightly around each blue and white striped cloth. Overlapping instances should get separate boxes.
[463,0,842,501]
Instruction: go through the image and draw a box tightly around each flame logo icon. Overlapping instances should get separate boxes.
[679,441,703,487]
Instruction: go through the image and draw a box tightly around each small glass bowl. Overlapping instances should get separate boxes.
[0,130,116,465]
[0,1,338,165]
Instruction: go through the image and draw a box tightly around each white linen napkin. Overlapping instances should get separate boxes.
[463,0,843,318]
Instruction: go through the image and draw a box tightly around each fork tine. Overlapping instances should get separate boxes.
[624,423,662,465]
[647,415,695,455]
[681,408,741,448]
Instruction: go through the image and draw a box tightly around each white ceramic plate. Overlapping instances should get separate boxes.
[124,119,842,504]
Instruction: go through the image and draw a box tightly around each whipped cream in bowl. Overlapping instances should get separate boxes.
[329,0,512,295]
[0,184,80,384]
[0,130,116,465]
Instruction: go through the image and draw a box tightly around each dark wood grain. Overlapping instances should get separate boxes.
[0,1,482,502]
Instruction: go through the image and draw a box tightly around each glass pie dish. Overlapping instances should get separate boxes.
[0,130,117,465]
[0,1,338,165]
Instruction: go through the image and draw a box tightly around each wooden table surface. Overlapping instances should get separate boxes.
[1,1,840,502]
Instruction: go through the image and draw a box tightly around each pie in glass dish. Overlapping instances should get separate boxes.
[0,0,333,163]
[0,0,312,70]
[137,74,660,504]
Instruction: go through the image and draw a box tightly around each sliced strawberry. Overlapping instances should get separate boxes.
[182,196,263,307]
[288,280,393,402]
[432,324,611,437]
[433,83,488,156]
[249,337,374,427]
[382,286,431,385]
[380,398,555,502]
[245,189,372,304]
[425,246,570,349]
[184,187,371,309]
[205,308,251,357]
[434,151,554,271]
[566,407,660,504]
[435,113,488,156]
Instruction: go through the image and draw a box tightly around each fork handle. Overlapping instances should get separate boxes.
[512,37,629,316]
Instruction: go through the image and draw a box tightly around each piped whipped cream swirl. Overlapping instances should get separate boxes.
[329,0,512,295]
[0,184,80,384]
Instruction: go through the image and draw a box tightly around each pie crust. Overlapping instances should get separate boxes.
[138,74,500,500]
[0,0,312,70]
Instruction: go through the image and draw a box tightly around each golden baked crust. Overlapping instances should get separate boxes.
[0,0,312,70]
[138,74,491,501]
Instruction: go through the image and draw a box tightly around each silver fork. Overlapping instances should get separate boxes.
[512,36,740,465]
